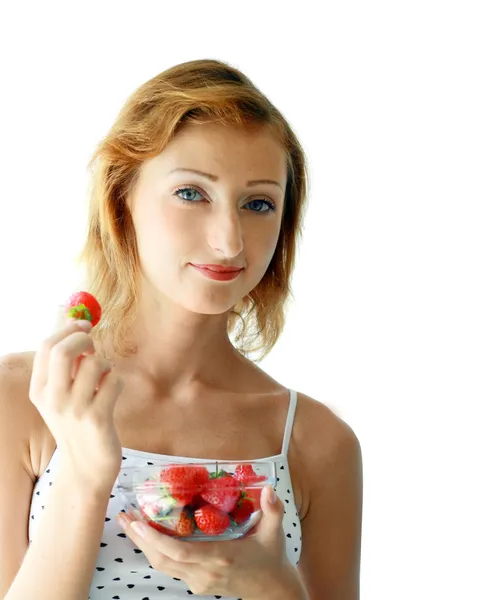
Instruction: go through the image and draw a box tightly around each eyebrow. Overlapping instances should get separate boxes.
[168,168,283,190]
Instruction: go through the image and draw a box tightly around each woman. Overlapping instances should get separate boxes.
[0,59,363,600]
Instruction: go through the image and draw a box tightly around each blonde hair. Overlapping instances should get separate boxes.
[79,59,309,362]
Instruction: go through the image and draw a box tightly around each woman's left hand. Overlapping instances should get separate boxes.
[115,485,304,599]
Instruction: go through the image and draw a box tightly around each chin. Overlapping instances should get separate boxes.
[146,270,263,316]
[181,295,240,316]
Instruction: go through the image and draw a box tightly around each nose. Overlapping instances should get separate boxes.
[207,207,244,258]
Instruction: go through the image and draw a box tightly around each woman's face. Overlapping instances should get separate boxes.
[129,121,287,315]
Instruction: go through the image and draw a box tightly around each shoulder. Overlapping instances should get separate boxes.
[0,351,35,399]
[290,392,362,509]
[289,393,363,596]
[292,392,361,458]
[0,351,54,478]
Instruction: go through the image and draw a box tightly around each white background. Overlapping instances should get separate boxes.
[1,1,482,598]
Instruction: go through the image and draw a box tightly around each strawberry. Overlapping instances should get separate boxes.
[65,291,102,327]
[232,464,266,511]
[244,486,263,511]
[230,496,255,526]
[141,506,194,537]
[159,465,209,507]
[194,504,231,535]
[174,510,196,537]
[190,465,211,487]
[233,464,267,484]
[200,473,241,513]
[233,464,257,481]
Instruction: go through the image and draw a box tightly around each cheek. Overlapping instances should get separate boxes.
[245,219,281,263]
[135,203,200,256]
[163,205,202,238]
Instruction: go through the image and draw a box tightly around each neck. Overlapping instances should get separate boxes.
[106,292,244,394]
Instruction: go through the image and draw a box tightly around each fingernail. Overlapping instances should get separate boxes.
[131,521,148,538]
[67,318,92,330]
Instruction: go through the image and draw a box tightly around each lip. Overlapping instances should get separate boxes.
[191,264,243,273]
[190,263,244,282]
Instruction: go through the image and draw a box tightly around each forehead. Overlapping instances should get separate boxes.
[142,121,288,184]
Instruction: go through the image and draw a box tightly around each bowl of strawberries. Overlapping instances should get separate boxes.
[116,461,276,541]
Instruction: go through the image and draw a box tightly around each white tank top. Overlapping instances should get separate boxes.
[28,389,303,600]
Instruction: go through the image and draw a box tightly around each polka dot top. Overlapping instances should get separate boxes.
[28,390,303,599]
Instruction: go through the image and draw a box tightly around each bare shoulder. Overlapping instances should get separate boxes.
[0,351,54,479]
[0,350,35,380]
[290,392,362,515]
[292,392,362,461]
[0,352,55,596]
[290,393,363,599]
[0,351,35,413]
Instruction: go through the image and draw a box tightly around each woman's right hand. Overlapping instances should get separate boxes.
[29,318,124,490]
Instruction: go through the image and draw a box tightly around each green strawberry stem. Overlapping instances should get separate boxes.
[68,304,93,322]
[146,500,178,521]
[233,490,258,507]
[153,512,184,523]
[209,468,229,479]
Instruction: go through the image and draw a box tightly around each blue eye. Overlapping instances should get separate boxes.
[175,187,204,202]
[245,199,276,213]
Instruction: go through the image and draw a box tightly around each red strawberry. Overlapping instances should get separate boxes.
[232,464,266,510]
[194,504,231,535]
[200,474,241,513]
[244,486,263,511]
[233,464,257,481]
[230,497,255,526]
[190,465,211,487]
[141,506,194,537]
[159,465,209,507]
[65,291,102,327]
[233,464,267,484]
[175,510,196,537]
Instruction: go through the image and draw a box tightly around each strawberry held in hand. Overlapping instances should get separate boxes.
[65,291,102,327]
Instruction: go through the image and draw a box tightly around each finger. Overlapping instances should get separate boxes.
[71,354,113,405]
[30,320,93,394]
[66,324,95,380]
[243,513,263,537]
[71,354,85,381]
[70,344,98,380]
[121,519,202,564]
[255,486,285,545]
[92,369,123,413]
[115,515,188,577]
[48,330,96,393]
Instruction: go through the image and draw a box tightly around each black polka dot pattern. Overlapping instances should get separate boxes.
[27,395,303,598]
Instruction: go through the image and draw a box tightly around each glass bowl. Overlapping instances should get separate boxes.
[116,460,276,541]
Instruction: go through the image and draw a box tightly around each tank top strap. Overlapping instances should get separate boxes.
[281,389,298,456]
